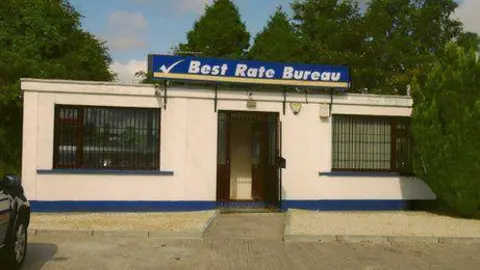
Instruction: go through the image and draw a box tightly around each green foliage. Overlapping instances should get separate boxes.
[248,6,300,62]
[0,0,114,175]
[177,0,250,58]
[457,32,480,53]
[291,0,363,64]
[361,0,462,94]
[169,0,477,95]
[411,42,480,218]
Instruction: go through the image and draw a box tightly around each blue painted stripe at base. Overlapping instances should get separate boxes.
[281,200,410,211]
[319,171,400,177]
[29,200,434,212]
[30,201,216,212]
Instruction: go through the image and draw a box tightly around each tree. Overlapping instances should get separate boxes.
[176,0,250,58]
[411,42,480,218]
[291,0,363,64]
[457,32,480,53]
[291,0,364,89]
[361,0,462,94]
[0,0,114,174]
[248,6,300,62]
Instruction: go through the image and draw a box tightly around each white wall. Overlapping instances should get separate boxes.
[21,79,436,203]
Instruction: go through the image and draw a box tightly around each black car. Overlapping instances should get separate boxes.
[0,174,31,269]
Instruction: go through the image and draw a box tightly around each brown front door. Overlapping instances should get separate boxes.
[264,113,281,208]
[216,111,282,209]
[251,120,269,201]
[216,112,231,206]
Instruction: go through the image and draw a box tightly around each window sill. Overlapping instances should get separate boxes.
[37,169,174,176]
[319,171,413,177]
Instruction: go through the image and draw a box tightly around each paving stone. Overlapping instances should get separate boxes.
[284,234,337,243]
[206,213,285,240]
[149,231,203,240]
[387,236,439,244]
[27,233,480,270]
[438,237,480,244]
[92,230,149,238]
[35,229,93,237]
[337,235,388,243]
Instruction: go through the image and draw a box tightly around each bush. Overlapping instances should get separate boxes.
[411,42,480,218]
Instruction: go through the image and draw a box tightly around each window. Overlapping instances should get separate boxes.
[53,105,160,170]
[332,115,413,174]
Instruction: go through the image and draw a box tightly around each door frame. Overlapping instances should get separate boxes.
[215,110,282,209]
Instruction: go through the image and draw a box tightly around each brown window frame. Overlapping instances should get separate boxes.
[331,114,413,175]
[53,104,161,171]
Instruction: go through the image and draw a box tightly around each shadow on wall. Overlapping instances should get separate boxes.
[400,176,480,218]
[399,176,438,211]
[22,242,58,270]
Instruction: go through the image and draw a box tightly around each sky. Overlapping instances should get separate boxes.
[68,0,480,84]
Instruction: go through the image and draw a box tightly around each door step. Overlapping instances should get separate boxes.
[217,201,281,213]
[219,208,279,214]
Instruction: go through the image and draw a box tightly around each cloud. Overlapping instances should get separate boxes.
[131,0,212,15]
[109,11,148,31]
[104,11,148,52]
[177,0,212,13]
[455,0,480,34]
[110,60,147,84]
[108,37,147,52]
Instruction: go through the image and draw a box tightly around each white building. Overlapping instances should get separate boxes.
[20,78,436,212]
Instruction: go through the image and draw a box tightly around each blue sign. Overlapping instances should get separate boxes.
[148,54,350,89]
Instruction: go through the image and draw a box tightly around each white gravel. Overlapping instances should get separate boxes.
[287,209,480,238]
[30,211,216,232]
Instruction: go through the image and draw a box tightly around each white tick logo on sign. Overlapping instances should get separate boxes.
[159,60,185,74]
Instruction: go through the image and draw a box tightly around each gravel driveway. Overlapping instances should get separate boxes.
[287,209,480,238]
[29,211,217,233]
